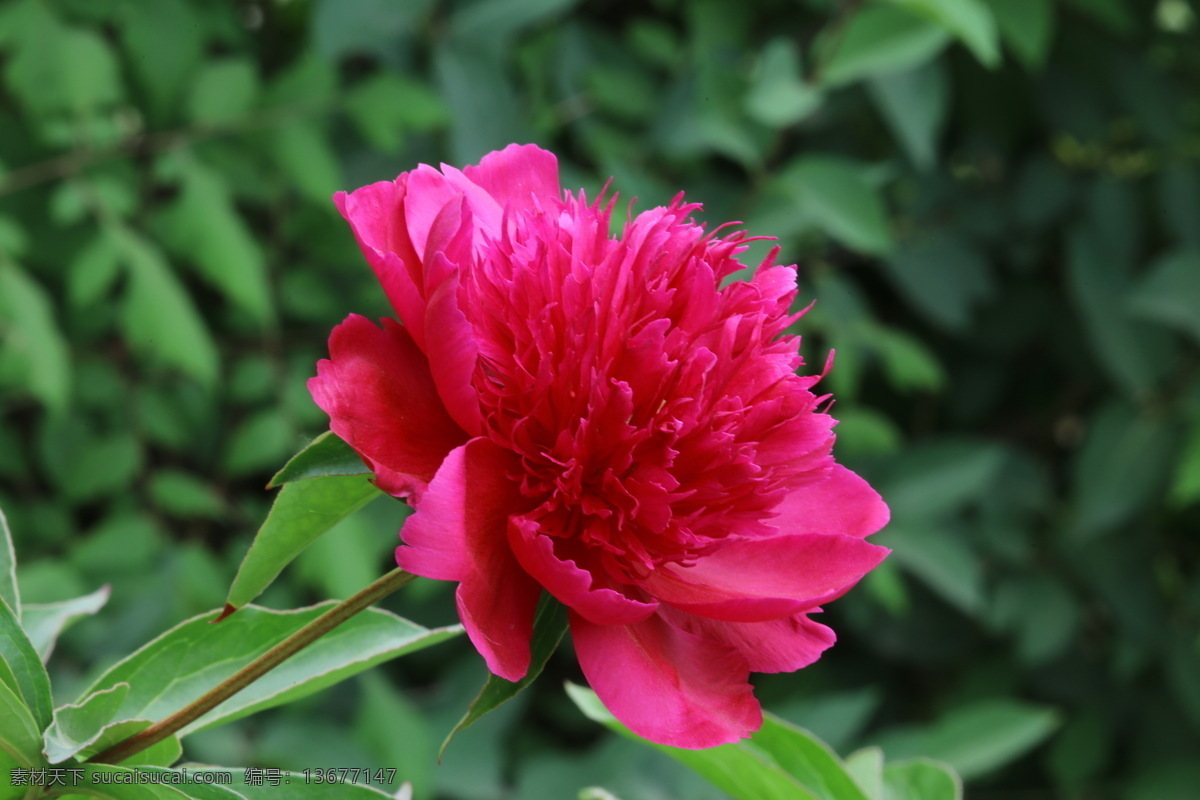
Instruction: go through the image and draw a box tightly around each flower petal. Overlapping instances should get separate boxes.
[642,533,890,622]
[571,612,761,749]
[399,438,540,680]
[333,182,426,342]
[508,517,658,626]
[461,144,561,215]
[773,464,890,538]
[424,260,482,436]
[659,607,836,673]
[308,314,467,499]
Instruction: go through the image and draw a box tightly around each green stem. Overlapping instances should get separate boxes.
[86,568,417,766]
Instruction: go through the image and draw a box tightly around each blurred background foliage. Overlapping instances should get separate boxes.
[0,0,1198,797]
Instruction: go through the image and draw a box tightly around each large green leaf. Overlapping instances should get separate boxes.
[783,156,894,255]
[44,683,131,763]
[0,507,17,616]
[0,677,42,770]
[55,765,226,799]
[442,595,568,756]
[75,603,460,738]
[22,585,110,662]
[267,431,369,488]
[816,5,950,87]
[0,595,53,732]
[567,683,824,800]
[225,474,382,610]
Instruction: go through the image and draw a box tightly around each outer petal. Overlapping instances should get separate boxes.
[571,612,761,749]
[659,606,837,673]
[333,182,426,341]
[424,261,482,436]
[461,144,561,215]
[641,533,890,622]
[399,438,540,680]
[508,517,658,626]
[773,464,890,538]
[308,315,467,499]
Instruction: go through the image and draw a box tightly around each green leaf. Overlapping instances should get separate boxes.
[68,233,123,308]
[221,411,294,477]
[267,122,342,206]
[112,226,218,386]
[784,156,894,255]
[187,58,260,127]
[226,474,381,609]
[77,719,184,767]
[816,5,950,87]
[1170,417,1200,507]
[0,595,53,732]
[442,595,568,756]
[845,748,884,800]
[745,38,823,128]
[76,603,461,737]
[750,715,872,800]
[0,507,18,617]
[344,73,449,153]
[268,432,369,487]
[147,471,224,520]
[984,0,1055,69]
[889,0,1000,67]
[1067,225,1172,397]
[0,260,71,413]
[4,16,122,120]
[118,0,204,121]
[868,59,948,170]
[567,683,822,800]
[877,524,983,615]
[874,700,1058,780]
[22,585,110,662]
[44,682,130,763]
[0,676,42,769]
[155,163,273,325]
[882,758,962,800]
[435,41,530,164]
[880,232,993,331]
[1063,0,1135,36]
[1128,249,1200,345]
[355,673,434,799]
[1068,400,1177,540]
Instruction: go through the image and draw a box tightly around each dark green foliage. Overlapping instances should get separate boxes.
[1,0,1197,797]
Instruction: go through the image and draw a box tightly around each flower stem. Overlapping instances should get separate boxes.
[86,568,418,765]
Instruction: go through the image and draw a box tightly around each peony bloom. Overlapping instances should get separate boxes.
[310,144,889,748]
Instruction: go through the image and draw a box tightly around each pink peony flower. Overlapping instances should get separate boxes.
[310,144,890,748]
